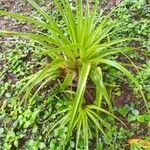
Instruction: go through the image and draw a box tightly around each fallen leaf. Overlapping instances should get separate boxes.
[128,139,150,148]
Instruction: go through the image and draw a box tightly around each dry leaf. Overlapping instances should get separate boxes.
[128,139,150,148]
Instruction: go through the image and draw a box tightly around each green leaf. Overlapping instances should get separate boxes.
[132,109,139,116]
[23,121,31,128]
[0,30,59,47]
[90,58,149,113]
[0,128,4,134]
[0,10,51,30]
[14,140,18,147]
[90,67,113,112]
[86,109,105,135]
[87,105,125,126]
[5,92,11,98]
[118,107,129,117]
[39,142,46,149]
[76,118,82,149]
[128,114,137,122]
[67,63,91,140]
[41,44,81,56]
[137,115,145,123]
[28,139,35,146]
[58,71,75,92]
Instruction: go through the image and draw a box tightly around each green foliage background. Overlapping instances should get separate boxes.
[0,0,150,150]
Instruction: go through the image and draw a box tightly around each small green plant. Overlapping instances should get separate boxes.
[0,0,149,149]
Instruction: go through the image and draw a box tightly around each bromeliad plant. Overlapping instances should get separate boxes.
[0,0,149,149]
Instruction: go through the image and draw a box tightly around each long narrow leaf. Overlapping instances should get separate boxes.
[0,10,52,30]
[0,30,59,47]
[90,58,149,112]
[67,63,91,140]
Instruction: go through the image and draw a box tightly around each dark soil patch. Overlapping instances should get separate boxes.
[114,83,135,107]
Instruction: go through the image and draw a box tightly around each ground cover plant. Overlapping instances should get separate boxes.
[0,0,150,149]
